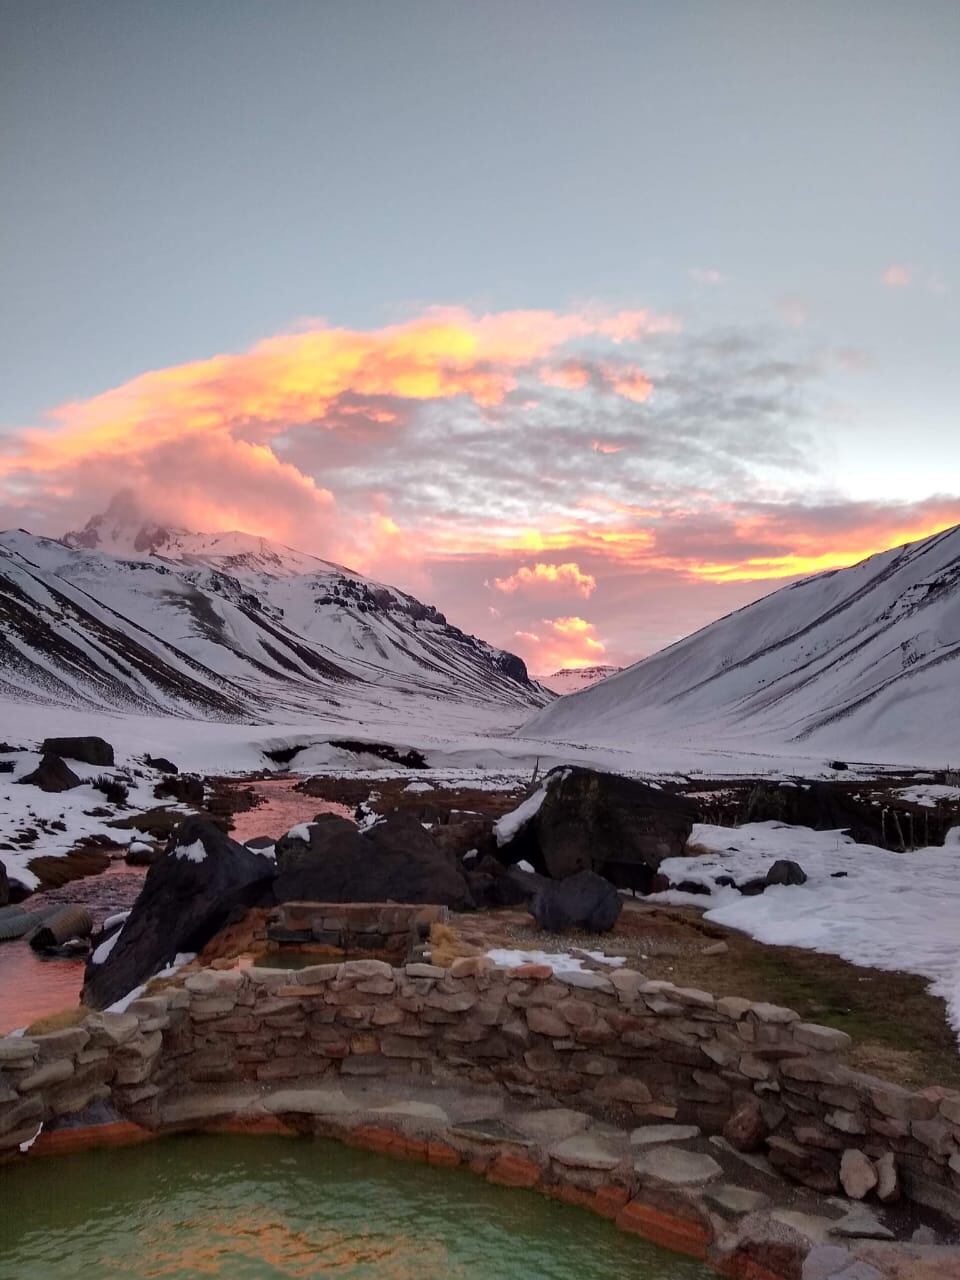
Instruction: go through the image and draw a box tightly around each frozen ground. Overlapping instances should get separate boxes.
[651,820,960,1036]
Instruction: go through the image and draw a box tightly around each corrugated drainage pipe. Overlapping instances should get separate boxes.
[29,904,94,950]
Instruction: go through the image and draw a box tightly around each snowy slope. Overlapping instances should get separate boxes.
[523,524,960,763]
[538,665,623,695]
[0,510,549,720]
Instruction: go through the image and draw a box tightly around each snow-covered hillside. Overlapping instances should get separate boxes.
[0,503,549,720]
[523,524,960,764]
[538,665,623,695]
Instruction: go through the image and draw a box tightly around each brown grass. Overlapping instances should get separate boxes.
[428,921,481,968]
[25,1006,88,1035]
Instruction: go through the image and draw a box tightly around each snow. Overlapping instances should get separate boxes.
[486,948,627,974]
[516,859,535,873]
[174,839,206,864]
[91,929,122,965]
[404,781,433,793]
[523,523,960,767]
[650,820,960,1036]
[102,911,130,932]
[285,823,313,842]
[493,777,553,847]
[105,952,196,1012]
[894,785,960,807]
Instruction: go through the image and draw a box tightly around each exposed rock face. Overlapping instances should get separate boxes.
[273,813,474,910]
[18,753,82,793]
[529,869,622,933]
[723,1098,768,1152]
[82,818,276,1009]
[499,767,697,891]
[40,735,114,767]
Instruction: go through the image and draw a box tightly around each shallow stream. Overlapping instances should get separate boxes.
[0,1134,711,1279]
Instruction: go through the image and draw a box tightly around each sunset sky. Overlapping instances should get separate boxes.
[2,1,957,673]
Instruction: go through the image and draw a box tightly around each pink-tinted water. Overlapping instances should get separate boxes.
[229,776,354,842]
[0,778,350,1032]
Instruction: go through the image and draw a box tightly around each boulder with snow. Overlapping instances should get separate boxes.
[273,812,474,909]
[82,817,276,1009]
[529,869,622,933]
[18,753,82,793]
[41,735,115,767]
[496,766,697,891]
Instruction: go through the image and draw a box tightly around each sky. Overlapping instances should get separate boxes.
[1,0,958,674]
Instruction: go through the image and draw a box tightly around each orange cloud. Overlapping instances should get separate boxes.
[592,441,624,454]
[493,561,596,597]
[606,365,653,402]
[513,615,606,672]
[882,265,911,288]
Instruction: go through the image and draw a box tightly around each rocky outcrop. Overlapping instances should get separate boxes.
[0,861,8,907]
[40,735,115,767]
[82,818,276,1009]
[529,869,622,933]
[273,813,474,910]
[18,753,82,793]
[497,767,697,892]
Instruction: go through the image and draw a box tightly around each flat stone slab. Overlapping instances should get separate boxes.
[160,1088,260,1125]
[451,1118,533,1147]
[772,1210,838,1244]
[548,1134,625,1171]
[710,1134,776,1177]
[367,1101,449,1124]
[262,1088,358,1116]
[631,1123,701,1147]
[514,1108,592,1145]
[705,1183,771,1216]
[634,1146,722,1186]
[829,1211,895,1241]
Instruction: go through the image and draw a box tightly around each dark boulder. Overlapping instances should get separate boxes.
[466,856,546,909]
[41,735,114,767]
[0,861,8,907]
[19,753,82,793]
[273,812,474,910]
[429,811,498,863]
[497,767,697,892]
[144,755,179,775]
[529,869,622,934]
[82,817,276,1009]
[124,842,162,867]
[154,775,204,807]
[765,859,807,887]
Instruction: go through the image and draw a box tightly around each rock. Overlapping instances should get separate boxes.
[274,812,474,909]
[768,1136,840,1193]
[634,1147,723,1185]
[829,1208,894,1241]
[839,1148,878,1200]
[548,1134,623,1170]
[765,859,807,887]
[723,1098,768,1152]
[630,1124,701,1146]
[40,735,114,767]
[871,1152,904,1203]
[18,753,81,793]
[0,861,7,907]
[144,755,178,775]
[705,1184,770,1216]
[701,940,728,956]
[154,775,204,807]
[82,817,277,1009]
[911,1226,937,1245]
[497,766,697,891]
[529,869,622,933]
[125,841,161,866]
[466,856,546,908]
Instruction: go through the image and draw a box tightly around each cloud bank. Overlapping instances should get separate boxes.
[1,305,958,673]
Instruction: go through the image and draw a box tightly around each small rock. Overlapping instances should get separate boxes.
[765,859,807,886]
[911,1225,937,1245]
[548,1134,623,1171]
[874,1151,899,1203]
[724,1099,767,1152]
[839,1148,878,1200]
[701,940,728,956]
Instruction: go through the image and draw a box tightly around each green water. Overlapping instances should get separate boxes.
[0,1135,711,1279]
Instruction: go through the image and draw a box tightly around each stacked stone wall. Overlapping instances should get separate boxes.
[2,957,960,1217]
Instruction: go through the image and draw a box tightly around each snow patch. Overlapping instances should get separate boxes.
[486,948,626,974]
[174,839,206,864]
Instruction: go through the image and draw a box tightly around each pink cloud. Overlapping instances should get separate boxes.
[494,561,597,598]
[882,264,912,288]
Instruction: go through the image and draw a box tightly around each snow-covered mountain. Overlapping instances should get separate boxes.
[522,524,960,762]
[0,500,550,720]
[538,665,623,695]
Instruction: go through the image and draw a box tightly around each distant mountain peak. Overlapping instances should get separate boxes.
[540,664,623,694]
[63,490,189,557]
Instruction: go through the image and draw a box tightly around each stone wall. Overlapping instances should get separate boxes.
[2,957,960,1219]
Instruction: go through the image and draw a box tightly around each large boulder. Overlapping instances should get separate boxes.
[529,869,622,933]
[466,855,546,909]
[496,767,697,892]
[40,735,114,767]
[273,812,474,910]
[0,861,8,907]
[82,817,276,1009]
[18,753,82,793]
